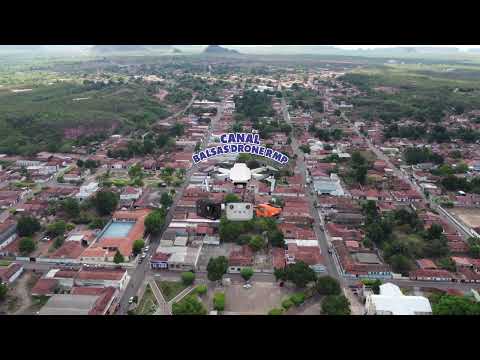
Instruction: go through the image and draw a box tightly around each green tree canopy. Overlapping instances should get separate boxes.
[93,190,119,216]
[172,295,207,315]
[321,295,351,315]
[269,230,285,248]
[160,192,173,209]
[19,237,36,256]
[207,256,228,282]
[61,198,80,218]
[47,220,67,238]
[316,276,341,296]
[240,267,254,281]
[17,216,41,237]
[249,235,266,252]
[144,209,166,235]
[433,295,480,315]
[181,272,196,286]
[113,250,124,264]
[132,239,145,256]
[285,261,317,288]
[0,282,7,301]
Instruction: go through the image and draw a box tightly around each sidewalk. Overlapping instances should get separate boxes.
[149,278,171,315]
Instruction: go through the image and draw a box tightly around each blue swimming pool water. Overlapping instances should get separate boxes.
[100,221,134,238]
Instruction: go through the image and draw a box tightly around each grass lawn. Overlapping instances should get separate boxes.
[134,285,159,315]
[0,260,11,267]
[156,280,188,302]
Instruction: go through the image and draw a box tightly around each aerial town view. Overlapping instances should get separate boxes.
[2,44,480,316]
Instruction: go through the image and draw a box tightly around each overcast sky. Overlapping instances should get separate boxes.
[232,45,478,50]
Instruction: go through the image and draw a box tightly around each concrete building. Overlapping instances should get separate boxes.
[75,182,99,201]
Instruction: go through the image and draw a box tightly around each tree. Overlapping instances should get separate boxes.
[249,235,266,252]
[299,144,311,154]
[113,250,124,264]
[17,216,40,237]
[316,276,341,295]
[362,200,378,222]
[128,165,143,179]
[132,239,145,256]
[468,237,480,258]
[19,237,36,256]
[47,220,67,237]
[321,295,351,315]
[61,198,80,218]
[224,194,240,203]
[160,192,173,209]
[207,256,228,282]
[53,236,64,249]
[213,292,225,311]
[181,272,195,286]
[268,230,285,248]
[172,295,207,315]
[144,210,165,235]
[433,295,480,315]
[0,282,7,301]
[89,217,107,230]
[389,254,412,274]
[361,279,382,294]
[285,261,317,288]
[240,267,254,281]
[274,267,287,281]
[93,190,119,216]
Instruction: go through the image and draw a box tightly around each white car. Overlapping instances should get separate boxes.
[144,246,150,251]
[243,284,253,289]
[128,297,135,304]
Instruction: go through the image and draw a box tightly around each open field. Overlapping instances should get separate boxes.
[449,207,480,228]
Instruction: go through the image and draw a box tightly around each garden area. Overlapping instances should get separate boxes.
[133,285,159,315]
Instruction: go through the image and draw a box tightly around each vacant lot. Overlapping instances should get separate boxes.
[206,282,293,315]
[449,207,480,228]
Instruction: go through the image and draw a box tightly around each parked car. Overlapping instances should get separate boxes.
[128,297,135,304]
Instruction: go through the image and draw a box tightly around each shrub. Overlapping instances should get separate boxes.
[281,298,294,310]
[181,272,195,286]
[268,308,284,315]
[290,292,305,306]
[195,284,207,296]
[213,292,225,311]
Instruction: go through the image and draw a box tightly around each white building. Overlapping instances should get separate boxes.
[365,283,432,315]
[75,182,99,201]
[120,187,143,201]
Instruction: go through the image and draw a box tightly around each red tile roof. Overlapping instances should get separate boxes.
[229,245,253,267]
[31,278,58,296]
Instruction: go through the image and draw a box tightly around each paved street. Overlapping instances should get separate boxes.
[281,97,344,284]
[116,99,224,314]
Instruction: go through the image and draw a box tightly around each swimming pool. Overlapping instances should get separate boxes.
[100,221,134,238]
